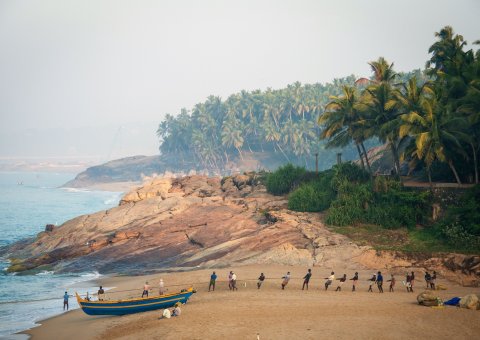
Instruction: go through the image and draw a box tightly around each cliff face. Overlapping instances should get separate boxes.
[4,173,479,286]
[5,174,364,274]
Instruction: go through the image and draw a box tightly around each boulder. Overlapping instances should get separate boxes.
[459,294,480,310]
[232,174,251,190]
[45,224,55,232]
[417,291,439,306]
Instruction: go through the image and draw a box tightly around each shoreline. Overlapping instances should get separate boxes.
[22,264,480,339]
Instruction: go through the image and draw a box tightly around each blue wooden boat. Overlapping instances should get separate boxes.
[75,287,195,316]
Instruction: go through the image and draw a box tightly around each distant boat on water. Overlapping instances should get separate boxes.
[75,287,195,316]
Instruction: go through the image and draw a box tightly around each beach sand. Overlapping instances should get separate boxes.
[24,265,480,340]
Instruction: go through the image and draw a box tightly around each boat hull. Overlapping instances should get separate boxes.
[76,288,194,316]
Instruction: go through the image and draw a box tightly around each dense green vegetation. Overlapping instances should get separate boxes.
[265,161,479,253]
[320,26,480,184]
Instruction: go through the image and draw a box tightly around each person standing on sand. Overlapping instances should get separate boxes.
[302,269,312,290]
[405,273,413,292]
[376,271,384,293]
[228,271,233,290]
[430,271,437,290]
[350,272,358,292]
[142,281,150,298]
[367,273,376,292]
[410,271,415,291]
[424,272,431,289]
[209,271,217,292]
[231,272,238,291]
[335,274,347,291]
[324,272,335,290]
[159,278,165,295]
[98,286,105,301]
[281,272,291,290]
[63,291,69,310]
[257,273,265,289]
[387,275,395,292]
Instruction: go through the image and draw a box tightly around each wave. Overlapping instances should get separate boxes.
[61,187,91,193]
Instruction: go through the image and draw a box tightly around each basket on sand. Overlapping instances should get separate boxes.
[417,291,440,307]
[459,294,480,310]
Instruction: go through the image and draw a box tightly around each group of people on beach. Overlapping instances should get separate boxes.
[206,269,438,293]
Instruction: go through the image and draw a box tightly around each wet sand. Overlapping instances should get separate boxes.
[24,265,480,340]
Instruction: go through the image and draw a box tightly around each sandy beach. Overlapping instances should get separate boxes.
[24,265,480,340]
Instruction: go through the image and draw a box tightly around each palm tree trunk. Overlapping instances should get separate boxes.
[389,141,401,176]
[427,166,433,191]
[355,143,365,169]
[236,146,244,161]
[448,159,462,184]
[360,142,372,174]
[470,141,478,184]
[276,143,290,162]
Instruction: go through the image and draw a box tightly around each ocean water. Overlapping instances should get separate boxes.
[0,172,122,337]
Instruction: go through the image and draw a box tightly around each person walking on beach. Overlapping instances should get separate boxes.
[335,274,347,291]
[324,272,335,290]
[281,272,291,290]
[376,271,384,293]
[231,272,238,291]
[209,271,217,292]
[159,278,166,295]
[142,281,150,298]
[387,274,396,292]
[367,273,376,292]
[98,286,105,301]
[430,271,437,290]
[228,271,233,290]
[257,273,265,289]
[350,272,358,292]
[63,291,69,310]
[302,269,312,290]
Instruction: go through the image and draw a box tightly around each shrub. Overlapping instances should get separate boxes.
[266,163,306,195]
[325,181,372,226]
[331,162,370,191]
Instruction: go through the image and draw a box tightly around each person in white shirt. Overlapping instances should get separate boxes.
[159,278,165,295]
[281,272,291,290]
[324,272,335,290]
[231,272,238,291]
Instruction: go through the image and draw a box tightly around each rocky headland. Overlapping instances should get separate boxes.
[3,174,479,286]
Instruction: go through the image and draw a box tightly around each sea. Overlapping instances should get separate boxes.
[0,171,122,338]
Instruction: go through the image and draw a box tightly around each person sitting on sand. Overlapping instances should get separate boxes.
[367,273,376,292]
[231,272,238,291]
[376,271,384,293]
[335,274,347,291]
[424,272,431,289]
[281,272,291,290]
[302,269,312,290]
[430,271,437,290]
[98,286,105,301]
[324,272,335,290]
[159,278,166,295]
[209,271,217,292]
[387,275,395,292]
[162,308,171,319]
[142,281,150,298]
[350,272,358,292]
[63,291,69,311]
[172,302,182,317]
[257,273,265,289]
[228,271,233,290]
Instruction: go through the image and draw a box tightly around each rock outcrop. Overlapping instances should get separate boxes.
[3,174,364,274]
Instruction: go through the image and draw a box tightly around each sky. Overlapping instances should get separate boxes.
[0,0,479,160]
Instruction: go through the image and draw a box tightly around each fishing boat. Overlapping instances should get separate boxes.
[75,287,195,316]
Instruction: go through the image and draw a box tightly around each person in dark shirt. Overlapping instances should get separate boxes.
[257,273,265,289]
[335,274,347,291]
[208,271,217,292]
[430,271,437,290]
[424,271,431,289]
[302,269,312,290]
[350,272,359,292]
[98,286,105,301]
[376,271,384,293]
[405,273,413,292]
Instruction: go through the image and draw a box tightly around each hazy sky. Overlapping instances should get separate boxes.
[0,0,479,159]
